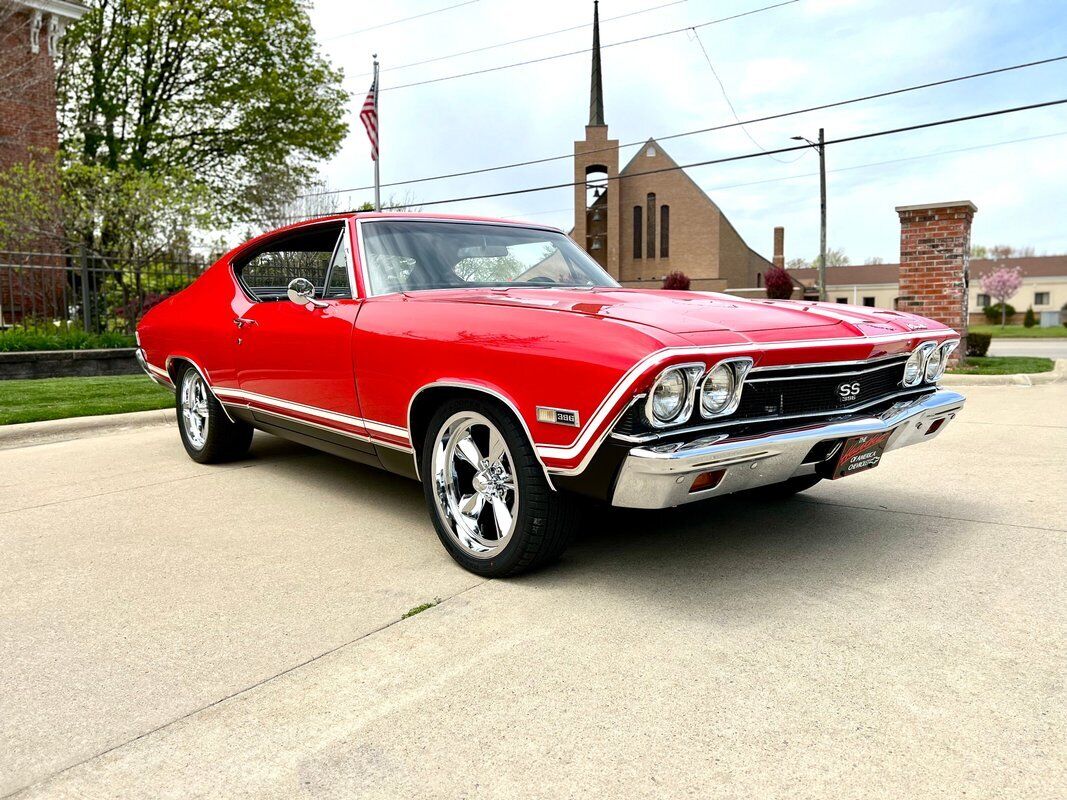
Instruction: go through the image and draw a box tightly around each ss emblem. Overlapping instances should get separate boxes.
[837,381,861,401]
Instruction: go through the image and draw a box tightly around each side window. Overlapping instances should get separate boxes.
[236,223,344,301]
[323,232,352,298]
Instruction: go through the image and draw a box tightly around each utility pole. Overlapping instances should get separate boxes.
[373,55,381,212]
[792,128,828,300]
[817,127,827,301]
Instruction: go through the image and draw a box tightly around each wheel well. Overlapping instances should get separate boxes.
[167,357,191,385]
[407,385,552,490]
[408,386,518,457]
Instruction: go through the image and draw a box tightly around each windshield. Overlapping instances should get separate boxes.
[360,220,619,296]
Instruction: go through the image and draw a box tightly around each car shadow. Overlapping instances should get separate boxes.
[242,434,950,616]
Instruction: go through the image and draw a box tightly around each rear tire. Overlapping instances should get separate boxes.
[175,365,253,464]
[421,398,577,577]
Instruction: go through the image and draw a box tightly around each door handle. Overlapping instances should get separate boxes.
[233,317,257,328]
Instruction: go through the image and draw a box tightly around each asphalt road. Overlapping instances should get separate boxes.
[1,384,1064,798]
[988,338,1067,359]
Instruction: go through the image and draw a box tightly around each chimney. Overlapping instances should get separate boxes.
[773,226,784,268]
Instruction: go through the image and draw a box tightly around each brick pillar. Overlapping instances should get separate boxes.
[772,226,784,268]
[895,201,976,364]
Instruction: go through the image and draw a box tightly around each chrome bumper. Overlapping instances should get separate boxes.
[611,389,965,509]
[136,348,173,389]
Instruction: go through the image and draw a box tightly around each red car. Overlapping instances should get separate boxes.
[137,213,965,576]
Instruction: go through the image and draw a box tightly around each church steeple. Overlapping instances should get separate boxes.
[589,1,605,126]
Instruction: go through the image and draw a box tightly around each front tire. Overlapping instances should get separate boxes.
[176,365,253,463]
[421,398,576,577]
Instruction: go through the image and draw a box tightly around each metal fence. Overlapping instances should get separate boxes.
[0,249,208,334]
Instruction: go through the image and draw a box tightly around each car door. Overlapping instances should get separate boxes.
[231,220,371,449]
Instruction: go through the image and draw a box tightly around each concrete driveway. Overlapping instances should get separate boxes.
[1,384,1064,798]
[988,338,1067,359]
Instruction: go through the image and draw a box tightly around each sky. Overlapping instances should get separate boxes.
[305,0,1067,265]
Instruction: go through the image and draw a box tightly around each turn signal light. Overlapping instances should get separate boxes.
[689,469,726,493]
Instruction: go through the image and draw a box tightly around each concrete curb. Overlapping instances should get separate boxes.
[941,358,1067,386]
[0,408,174,451]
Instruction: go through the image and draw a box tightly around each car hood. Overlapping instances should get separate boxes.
[407,287,940,339]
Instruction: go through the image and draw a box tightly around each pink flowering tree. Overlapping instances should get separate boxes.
[980,266,1023,328]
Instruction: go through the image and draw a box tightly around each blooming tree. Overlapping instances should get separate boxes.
[980,266,1023,327]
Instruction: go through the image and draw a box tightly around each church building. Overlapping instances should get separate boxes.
[572,2,774,291]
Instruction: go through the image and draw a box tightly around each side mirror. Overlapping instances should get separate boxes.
[287,277,324,307]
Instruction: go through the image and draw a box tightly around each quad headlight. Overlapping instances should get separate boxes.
[902,342,937,387]
[644,359,752,428]
[926,339,959,382]
[699,358,752,418]
[645,363,704,428]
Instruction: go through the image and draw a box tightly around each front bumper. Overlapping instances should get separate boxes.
[611,388,965,508]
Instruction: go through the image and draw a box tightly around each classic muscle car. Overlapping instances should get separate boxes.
[136,213,965,576]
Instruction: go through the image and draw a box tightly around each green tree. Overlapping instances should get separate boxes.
[56,0,348,228]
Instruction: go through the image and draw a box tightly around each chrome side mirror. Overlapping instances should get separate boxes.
[287,277,325,307]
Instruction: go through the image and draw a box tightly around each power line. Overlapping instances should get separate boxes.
[499,129,1067,219]
[382,0,801,91]
[325,0,480,42]
[256,127,1067,227]
[380,98,1067,208]
[350,0,689,80]
[689,27,804,164]
[301,53,1067,198]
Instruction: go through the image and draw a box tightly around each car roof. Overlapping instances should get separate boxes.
[227,212,565,263]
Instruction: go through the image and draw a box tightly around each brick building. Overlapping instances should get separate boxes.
[0,1,84,171]
[572,1,772,291]
[0,1,86,327]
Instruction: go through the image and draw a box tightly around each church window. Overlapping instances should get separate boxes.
[633,206,642,259]
[660,205,670,258]
[646,194,656,259]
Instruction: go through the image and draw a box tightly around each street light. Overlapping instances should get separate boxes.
[792,129,827,301]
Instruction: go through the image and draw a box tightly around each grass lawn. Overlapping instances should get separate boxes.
[969,324,1067,338]
[949,356,1055,375]
[0,375,173,425]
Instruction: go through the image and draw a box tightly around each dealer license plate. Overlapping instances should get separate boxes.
[825,430,893,479]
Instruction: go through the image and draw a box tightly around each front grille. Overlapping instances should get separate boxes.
[613,355,921,440]
[737,357,908,420]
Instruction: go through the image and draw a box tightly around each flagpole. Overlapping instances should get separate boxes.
[373,55,381,211]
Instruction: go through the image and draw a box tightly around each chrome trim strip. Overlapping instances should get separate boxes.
[745,358,906,383]
[240,406,414,454]
[406,380,556,490]
[212,387,410,445]
[610,387,936,444]
[747,351,908,372]
[136,349,174,389]
[164,356,236,425]
[536,331,953,463]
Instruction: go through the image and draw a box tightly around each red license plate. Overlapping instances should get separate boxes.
[825,430,893,479]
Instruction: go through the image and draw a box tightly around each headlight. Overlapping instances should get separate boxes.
[699,357,753,419]
[924,347,944,382]
[701,364,735,414]
[651,370,686,422]
[902,342,936,387]
[927,339,958,382]
[644,363,705,428]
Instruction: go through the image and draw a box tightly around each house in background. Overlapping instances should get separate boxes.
[570,1,774,292]
[786,255,1067,325]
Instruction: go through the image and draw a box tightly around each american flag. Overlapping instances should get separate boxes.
[360,76,378,161]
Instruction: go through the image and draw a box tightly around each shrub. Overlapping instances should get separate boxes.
[764,267,794,300]
[0,328,135,352]
[1023,306,1037,328]
[966,332,992,357]
[662,271,690,291]
[983,302,1015,323]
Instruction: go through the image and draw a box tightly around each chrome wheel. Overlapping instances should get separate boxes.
[180,370,210,450]
[431,411,519,559]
